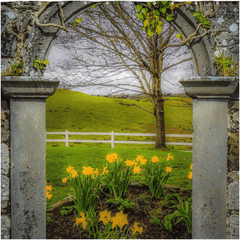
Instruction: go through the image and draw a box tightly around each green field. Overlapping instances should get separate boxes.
[46,89,193,148]
[46,89,193,207]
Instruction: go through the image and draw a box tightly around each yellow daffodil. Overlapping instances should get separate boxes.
[71,169,79,178]
[62,177,69,183]
[190,164,192,170]
[93,168,99,175]
[66,165,78,177]
[140,158,147,165]
[92,168,99,179]
[151,156,160,163]
[167,153,173,161]
[46,192,52,200]
[99,209,112,225]
[46,184,52,200]
[106,153,118,163]
[82,166,94,176]
[66,166,74,173]
[132,160,137,166]
[125,159,133,167]
[166,166,172,173]
[136,155,144,162]
[111,210,128,229]
[76,212,92,229]
[102,167,109,175]
[46,185,52,192]
[130,221,143,235]
[188,171,192,179]
[133,166,141,174]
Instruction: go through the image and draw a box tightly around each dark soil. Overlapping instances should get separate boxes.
[47,184,192,239]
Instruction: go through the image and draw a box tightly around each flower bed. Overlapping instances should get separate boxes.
[46,153,192,239]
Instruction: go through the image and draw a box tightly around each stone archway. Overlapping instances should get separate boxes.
[23,2,216,77]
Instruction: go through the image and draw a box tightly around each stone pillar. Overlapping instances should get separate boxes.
[180,76,238,239]
[1,76,59,239]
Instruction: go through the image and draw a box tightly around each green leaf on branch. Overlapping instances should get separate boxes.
[18,61,23,68]
[176,33,183,41]
[153,9,160,16]
[43,59,49,65]
[193,10,202,19]
[147,28,155,38]
[202,20,211,28]
[76,18,82,23]
[147,2,152,7]
[92,4,97,8]
[152,20,156,28]
[144,18,150,28]
[161,1,169,7]
[141,8,148,16]
[156,24,162,35]
[166,13,174,21]
[137,12,144,20]
[193,10,211,28]
[136,4,142,12]
[158,20,163,27]
[161,7,167,14]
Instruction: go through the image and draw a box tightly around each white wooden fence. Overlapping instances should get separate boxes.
[46,131,193,148]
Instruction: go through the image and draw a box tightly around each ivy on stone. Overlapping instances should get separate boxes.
[135,1,179,38]
[33,59,49,71]
[193,10,211,28]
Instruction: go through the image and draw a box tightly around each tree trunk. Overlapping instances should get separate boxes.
[154,97,166,148]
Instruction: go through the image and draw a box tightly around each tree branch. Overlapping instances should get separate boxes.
[162,57,193,73]
[163,23,207,50]
[119,102,154,115]
[35,2,70,32]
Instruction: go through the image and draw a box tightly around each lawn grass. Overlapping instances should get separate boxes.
[46,89,193,207]
[46,145,192,207]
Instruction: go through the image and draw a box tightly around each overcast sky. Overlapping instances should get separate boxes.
[44,46,198,95]
[44,1,199,95]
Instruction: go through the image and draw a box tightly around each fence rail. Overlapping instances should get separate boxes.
[46,131,193,148]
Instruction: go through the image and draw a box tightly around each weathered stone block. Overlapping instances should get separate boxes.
[229,153,239,171]
[1,175,9,202]
[230,132,239,142]
[228,181,239,210]
[1,101,10,143]
[1,201,9,211]
[232,101,239,109]
[233,111,239,122]
[230,215,239,239]
[1,143,9,176]
[228,171,240,182]
[1,215,10,239]
[1,8,18,58]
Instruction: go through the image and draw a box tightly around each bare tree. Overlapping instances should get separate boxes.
[46,1,194,148]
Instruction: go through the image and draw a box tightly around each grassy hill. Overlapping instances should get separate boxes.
[45,89,193,205]
[46,89,193,135]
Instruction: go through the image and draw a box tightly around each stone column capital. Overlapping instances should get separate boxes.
[1,76,59,99]
[179,76,239,99]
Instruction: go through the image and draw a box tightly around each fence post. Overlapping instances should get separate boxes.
[111,131,114,148]
[65,130,69,147]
